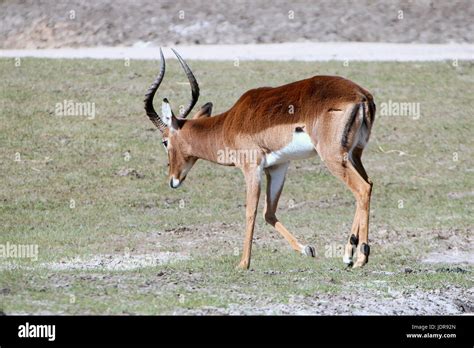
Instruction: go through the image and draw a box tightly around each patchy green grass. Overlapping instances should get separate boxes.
[0,58,472,314]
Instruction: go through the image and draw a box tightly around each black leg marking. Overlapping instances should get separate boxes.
[350,234,359,246]
[361,243,370,263]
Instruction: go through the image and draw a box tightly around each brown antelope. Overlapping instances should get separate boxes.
[144,48,375,269]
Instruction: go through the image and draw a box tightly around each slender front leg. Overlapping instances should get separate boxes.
[237,165,262,270]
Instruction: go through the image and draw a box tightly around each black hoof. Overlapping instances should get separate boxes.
[303,245,316,257]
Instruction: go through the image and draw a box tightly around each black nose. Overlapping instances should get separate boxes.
[169,178,176,189]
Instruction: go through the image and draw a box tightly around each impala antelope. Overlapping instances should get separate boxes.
[144,49,375,269]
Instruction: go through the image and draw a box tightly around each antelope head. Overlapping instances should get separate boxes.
[144,48,213,188]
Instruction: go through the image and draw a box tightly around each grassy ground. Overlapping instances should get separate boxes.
[0,57,472,314]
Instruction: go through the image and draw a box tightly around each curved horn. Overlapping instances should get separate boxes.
[144,48,167,132]
[171,48,200,118]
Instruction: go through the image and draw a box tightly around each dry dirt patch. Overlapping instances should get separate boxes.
[41,252,189,271]
[1,0,473,48]
[170,285,473,315]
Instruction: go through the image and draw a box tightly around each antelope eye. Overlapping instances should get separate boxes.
[162,140,168,148]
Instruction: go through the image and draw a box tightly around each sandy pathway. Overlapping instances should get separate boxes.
[1,42,473,61]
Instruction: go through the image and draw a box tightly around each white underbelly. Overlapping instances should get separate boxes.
[264,132,316,168]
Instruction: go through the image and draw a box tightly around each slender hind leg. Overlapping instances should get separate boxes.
[348,147,373,267]
[263,163,315,257]
[322,149,372,268]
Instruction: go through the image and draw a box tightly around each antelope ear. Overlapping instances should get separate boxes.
[161,98,181,131]
[192,102,213,119]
